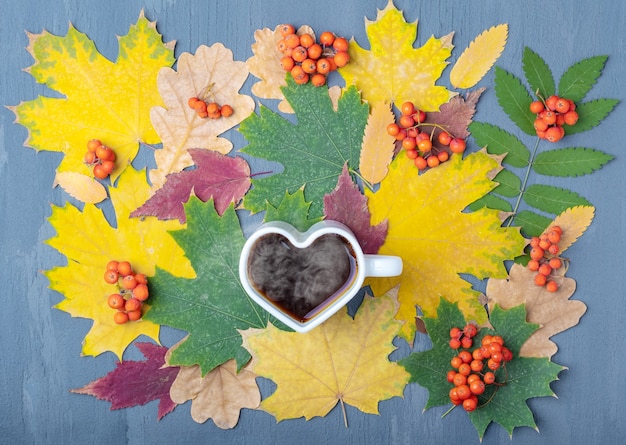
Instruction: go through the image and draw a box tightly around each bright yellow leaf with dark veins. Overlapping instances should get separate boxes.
[365,151,526,341]
[12,12,174,202]
[45,168,195,359]
[339,0,454,111]
[241,293,409,424]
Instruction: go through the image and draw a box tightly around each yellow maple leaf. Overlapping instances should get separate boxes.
[11,12,175,202]
[359,101,397,185]
[45,167,195,359]
[365,151,526,341]
[339,0,454,111]
[240,293,409,424]
[150,43,255,189]
[169,360,260,428]
[449,24,509,89]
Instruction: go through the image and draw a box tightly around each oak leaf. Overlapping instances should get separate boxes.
[365,151,526,341]
[240,292,409,425]
[449,24,508,89]
[45,167,195,359]
[169,360,260,428]
[12,12,174,203]
[150,43,255,189]
[131,149,251,223]
[359,101,397,185]
[338,0,454,111]
[323,164,388,254]
[71,342,179,420]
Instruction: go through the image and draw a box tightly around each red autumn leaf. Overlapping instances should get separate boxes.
[71,342,179,420]
[131,149,251,223]
[323,164,388,254]
[424,88,484,148]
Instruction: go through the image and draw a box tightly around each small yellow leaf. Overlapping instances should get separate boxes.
[169,360,260,428]
[449,24,508,89]
[486,263,587,358]
[241,293,409,423]
[546,205,595,253]
[359,101,396,185]
[54,172,108,204]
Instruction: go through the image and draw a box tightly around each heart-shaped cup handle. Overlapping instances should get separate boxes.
[239,220,402,332]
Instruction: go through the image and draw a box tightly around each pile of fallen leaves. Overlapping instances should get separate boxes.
[12,0,616,440]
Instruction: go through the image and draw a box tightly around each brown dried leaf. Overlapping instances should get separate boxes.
[169,360,260,429]
[150,43,255,189]
[359,101,396,185]
[486,263,587,358]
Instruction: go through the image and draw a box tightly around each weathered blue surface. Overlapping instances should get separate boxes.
[1,1,625,443]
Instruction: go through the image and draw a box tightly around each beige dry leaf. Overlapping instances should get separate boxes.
[169,360,260,429]
[359,101,396,185]
[54,172,108,204]
[548,205,595,253]
[150,43,255,189]
[486,263,587,358]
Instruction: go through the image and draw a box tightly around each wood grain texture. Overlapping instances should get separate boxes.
[1,0,625,443]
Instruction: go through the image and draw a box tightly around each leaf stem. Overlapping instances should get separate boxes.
[507,136,541,226]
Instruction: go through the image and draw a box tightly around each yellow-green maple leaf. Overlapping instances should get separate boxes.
[241,293,409,424]
[339,0,454,111]
[12,12,175,202]
[366,151,526,341]
[45,167,195,359]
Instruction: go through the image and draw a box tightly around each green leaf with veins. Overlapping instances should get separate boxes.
[144,197,288,376]
[401,298,564,440]
[263,188,322,232]
[240,76,369,218]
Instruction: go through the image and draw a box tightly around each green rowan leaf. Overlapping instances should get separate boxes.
[492,169,521,198]
[558,55,608,103]
[512,210,552,237]
[263,188,322,232]
[522,47,555,98]
[494,67,536,135]
[144,197,286,375]
[533,147,614,177]
[565,98,620,135]
[469,122,530,167]
[240,77,369,218]
[523,184,592,215]
[467,194,512,213]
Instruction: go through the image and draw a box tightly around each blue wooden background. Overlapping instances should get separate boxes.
[1,0,625,443]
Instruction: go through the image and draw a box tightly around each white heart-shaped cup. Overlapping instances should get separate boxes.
[239,220,403,332]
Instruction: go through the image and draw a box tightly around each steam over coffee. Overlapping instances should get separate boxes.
[246,233,355,321]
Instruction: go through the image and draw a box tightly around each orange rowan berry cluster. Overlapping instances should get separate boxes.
[103,260,150,325]
[188,96,234,119]
[387,101,466,171]
[527,225,565,292]
[447,323,513,412]
[531,94,579,142]
[277,24,349,87]
[84,139,116,180]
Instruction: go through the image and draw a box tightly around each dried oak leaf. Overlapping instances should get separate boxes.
[486,263,587,359]
[131,149,251,223]
[240,292,409,424]
[339,0,454,111]
[71,342,179,420]
[12,12,174,203]
[150,43,255,189]
[323,164,388,254]
[169,360,260,429]
[359,101,397,185]
[366,150,526,342]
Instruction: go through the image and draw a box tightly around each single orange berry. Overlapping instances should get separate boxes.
[463,323,478,338]
[437,131,452,146]
[458,350,473,364]
[437,151,449,162]
[301,58,317,74]
[460,336,473,349]
[106,260,119,272]
[414,156,427,170]
[450,356,463,369]
[534,273,547,286]
[449,138,466,154]
[87,139,102,152]
[427,155,440,168]
[563,110,579,125]
[117,261,132,277]
[284,33,301,49]
[453,373,467,387]
[529,246,545,261]
[220,104,234,117]
[319,31,335,46]
[449,337,461,349]
[291,46,308,63]
[490,335,504,345]
[402,137,417,151]
[134,273,148,285]
[529,100,545,114]
[124,297,142,312]
[133,283,150,302]
[387,123,401,137]
[127,309,142,321]
[122,274,138,290]
[84,151,97,165]
[538,263,553,277]
[447,370,456,383]
[332,37,349,52]
[546,280,559,293]
[188,97,200,108]
[194,100,207,113]
[299,33,315,48]
[401,101,415,116]
[290,65,307,81]
[469,379,485,395]
[545,95,559,111]
[470,359,483,373]
[307,43,323,60]
[107,293,125,310]
[555,98,570,114]
[534,118,549,132]
[405,149,419,160]
[333,51,350,68]
[279,24,296,38]
[280,56,295,71]
[276,39,289,53]
[316,58,332,75]
[527,259,540,271]
[113,311,129,325]
[456,384,472,401]
[545,125,565,142]
[93,164,109,180]
[549,257,562,269]
[483,371,496,384]
[417,138,433,153]
[463,396,478,412]
[293,72,309,85]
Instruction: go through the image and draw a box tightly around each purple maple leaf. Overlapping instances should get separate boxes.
[71,342,180,420]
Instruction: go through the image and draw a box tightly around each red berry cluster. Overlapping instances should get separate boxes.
[103,260,150,325]
[447,323,513,412]
[387,101,467,171]
[187,97,234,119]
[531,95,579,142]
[527,225,565,292]
[84,139,116,180]
[277,24,349,87]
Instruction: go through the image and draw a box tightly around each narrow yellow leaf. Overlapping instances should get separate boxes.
[449,24,508,89]
[546,205,595,253]
[54,172,108,204]
[359,101,396,185]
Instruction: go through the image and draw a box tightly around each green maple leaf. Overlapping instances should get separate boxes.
[240,76,369,218]
[400,298,564,440]
[263,188,322,232]
[144,196,285,375]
